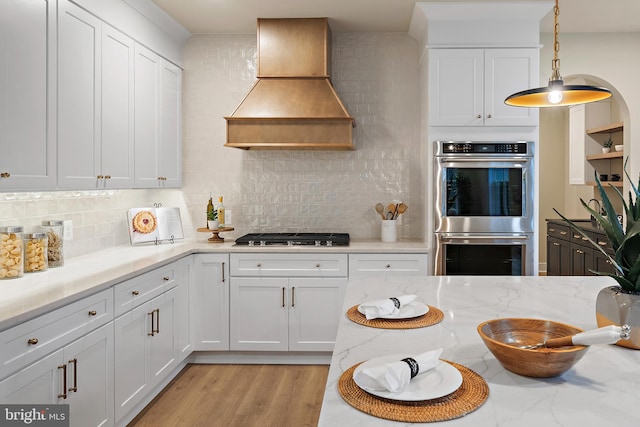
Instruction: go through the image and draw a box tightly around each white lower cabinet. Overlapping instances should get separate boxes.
[114,286,178,422]
[229,253,347,352]
[0,322,114,427]
[192,254,229,351]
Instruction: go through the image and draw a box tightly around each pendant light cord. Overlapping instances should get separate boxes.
[550,0,561,82]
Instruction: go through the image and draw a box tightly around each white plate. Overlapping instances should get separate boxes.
[357,301,429,319]
[353,354,463,402]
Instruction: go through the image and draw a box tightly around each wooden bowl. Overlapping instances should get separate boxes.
[477,318,589,378]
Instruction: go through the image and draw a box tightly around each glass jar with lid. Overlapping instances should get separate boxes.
[41,220,64,267]
[0,226,24,279]
[23,232,48,273]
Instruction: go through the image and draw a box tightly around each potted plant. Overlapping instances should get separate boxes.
[207,205,219,230]
[554,160,639,349]
[602,137,613,153]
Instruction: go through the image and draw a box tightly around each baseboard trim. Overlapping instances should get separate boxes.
[188,351,332,365]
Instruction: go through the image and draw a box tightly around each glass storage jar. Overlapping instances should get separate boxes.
[41,220,64,267]
[23,232,48,273]
[0,226,24,279]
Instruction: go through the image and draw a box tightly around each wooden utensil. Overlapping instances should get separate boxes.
[375,203,385,220]
[397,203,408,215]
[519,324,630,349]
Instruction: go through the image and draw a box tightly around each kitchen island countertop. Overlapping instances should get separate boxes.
[319,275,640,426]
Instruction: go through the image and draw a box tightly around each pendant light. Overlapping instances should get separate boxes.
[504,0,611,107]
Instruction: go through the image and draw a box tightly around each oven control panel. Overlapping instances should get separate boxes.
[441,142,528,154]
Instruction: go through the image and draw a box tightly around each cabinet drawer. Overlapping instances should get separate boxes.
[349,254,428,278]
[547,223,571,241]
[229,253,348,277]
[114,262,178,317]
[0,288,113,380]
[590,231,614,254]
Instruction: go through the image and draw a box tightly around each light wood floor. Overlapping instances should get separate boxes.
[128,364,329,427]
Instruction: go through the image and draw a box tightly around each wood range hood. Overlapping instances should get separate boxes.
[224,18,355,150]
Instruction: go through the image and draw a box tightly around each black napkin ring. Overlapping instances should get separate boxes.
[401,357,419,379]
[389,297,401,309]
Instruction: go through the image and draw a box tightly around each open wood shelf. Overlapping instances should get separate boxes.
[586,151,623,161]
[586,121,624,135]
[586,181,623,188]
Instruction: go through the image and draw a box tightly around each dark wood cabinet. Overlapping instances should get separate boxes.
[547,220,614,276]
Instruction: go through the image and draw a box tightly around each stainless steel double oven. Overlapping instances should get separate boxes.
[434,141,535,275]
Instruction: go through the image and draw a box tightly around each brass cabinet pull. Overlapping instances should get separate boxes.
[132,290,139,296]
[69,358,78,392]
[97,175,104,179]
[476,114,481,119]
[553,242,560,247]
[598,241,607,246]
[155,309,160,334]
[27,338,39,345]
[58,364,67,399]
[163,276,170,281]
[291,287,295,307]
[0,172,10,178]
[221,262,226,282]
[576,249,584,254]
[560,231,567,235]
[549,228,556,232]
[148,311,155,336]
[282,287,285,307]
[104,175,111,179]
[88,310,97,316]
[581,237,588,241]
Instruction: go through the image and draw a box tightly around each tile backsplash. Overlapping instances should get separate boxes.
[1,32,422,257]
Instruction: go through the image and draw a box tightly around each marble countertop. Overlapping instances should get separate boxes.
[0,237,427,331]
[319,275,640,426]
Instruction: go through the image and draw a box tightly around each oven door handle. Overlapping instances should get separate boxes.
[438,158,530,163]
[440,234,530,241]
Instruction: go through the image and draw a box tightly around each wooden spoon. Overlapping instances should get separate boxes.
[374,203,385,220]
[397,203,408,215]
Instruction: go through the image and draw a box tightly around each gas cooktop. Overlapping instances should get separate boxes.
[234,233,350,247]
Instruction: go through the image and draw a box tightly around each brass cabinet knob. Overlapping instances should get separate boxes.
[385,264,391,269]
[476,114,482,119]
[487,114,492,118]
[28,338,39,345]
[88,310,97,316]
[132,290,140,296]
[163,276,170,281]
[315,263,320,268]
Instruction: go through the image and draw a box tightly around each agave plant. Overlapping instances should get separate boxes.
[554,159,640,294]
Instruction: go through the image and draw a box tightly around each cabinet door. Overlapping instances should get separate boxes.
[547,236,572,276]
[100,24,134,188]
[0,0,56,190]
[594,251,616,275]
[288,278,346,352]
[484,49,537,126]
[175,258,192,362]
[192,254,229,351]
[157,61,182,187]
[0,349,63,404]
[57,0,101,188]
[230,277,288,351]
[429,49,484,126]
[114,299,152,421]
[147,287,179,387]
[64,323,114,427]
[571,244,594,276]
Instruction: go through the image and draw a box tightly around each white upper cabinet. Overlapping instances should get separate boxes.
[134,44,182,188]
[429,48,538,127]
[0,0,56,190]
[57,1,134,189]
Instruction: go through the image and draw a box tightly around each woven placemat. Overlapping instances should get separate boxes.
[338,360,489,423]
[346,305,444,329]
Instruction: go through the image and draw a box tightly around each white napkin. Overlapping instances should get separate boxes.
[354,348,443,393]
[360,295,417,320]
